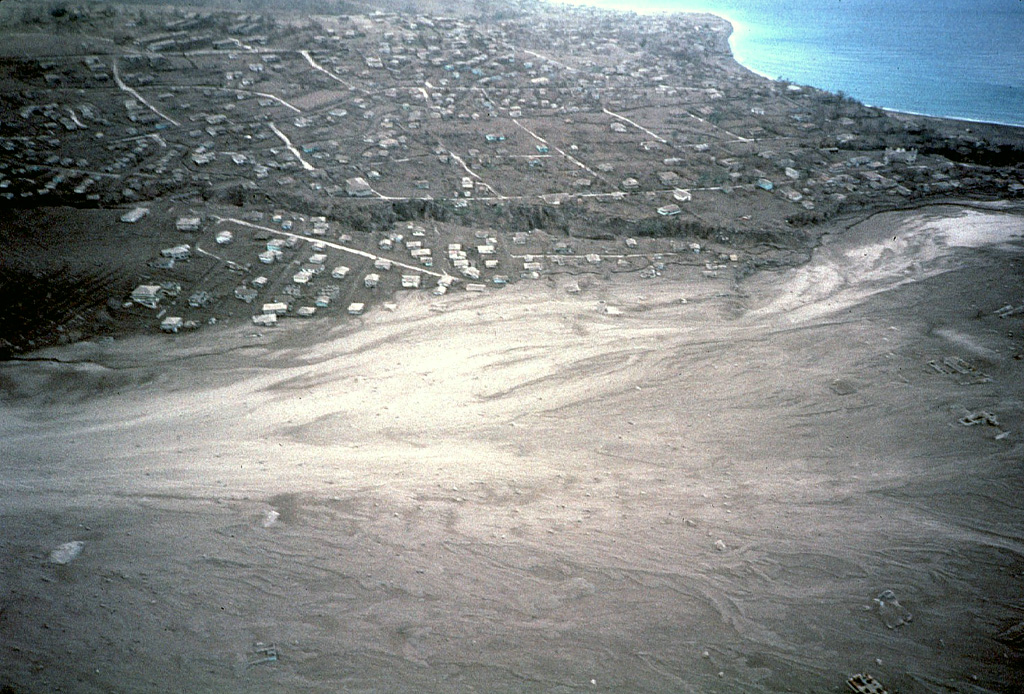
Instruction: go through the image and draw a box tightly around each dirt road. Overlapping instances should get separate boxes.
[2,205,1023,693]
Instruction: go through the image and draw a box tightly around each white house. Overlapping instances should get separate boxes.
[120,207,150,223]
[131,284,163,309]
[161,244,191,260]
[160,316,183,333]
[252,313,277,326]
[176,216,201,232]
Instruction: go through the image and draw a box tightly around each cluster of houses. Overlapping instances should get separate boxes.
[125,201,572,333]
[3,1,1020,218]
[121,193,751,335]
[10,2,1024,346]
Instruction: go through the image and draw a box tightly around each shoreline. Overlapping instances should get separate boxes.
[878,106,1024,132]
[552,0,1024,131]
[708,14,1024,130]
[718,15,1024,130]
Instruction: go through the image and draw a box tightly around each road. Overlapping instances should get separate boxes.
[602,107,669,145]
[111,58,180,128]
[268,123,315,172]
[299,49,367,94]
[212,216,454,281]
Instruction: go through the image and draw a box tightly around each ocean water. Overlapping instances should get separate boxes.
[556,0,1024,127]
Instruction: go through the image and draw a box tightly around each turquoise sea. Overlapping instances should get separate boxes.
[557,0,1024,127]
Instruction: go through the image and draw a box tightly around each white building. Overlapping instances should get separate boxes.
[262,302,288,315]
[160,316,183,333]
[161,244,191,260]
[130,284,163,309]
[252,313,277,326]
[176,216,201,232]
[120,207,150,223]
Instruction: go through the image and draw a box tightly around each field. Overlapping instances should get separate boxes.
[2,203,1024,693]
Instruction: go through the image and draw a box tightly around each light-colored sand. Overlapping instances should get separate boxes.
[2,205,1023,693]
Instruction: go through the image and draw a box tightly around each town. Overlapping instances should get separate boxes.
[1,0,1022,352]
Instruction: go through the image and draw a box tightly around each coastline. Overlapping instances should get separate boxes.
[553,0,1024,130]
[879,106,1024,132]
[712,13,1024,130]
[705,14,1023,130]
